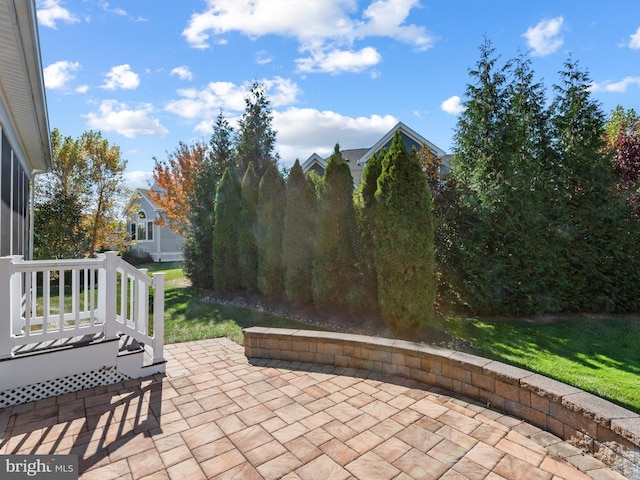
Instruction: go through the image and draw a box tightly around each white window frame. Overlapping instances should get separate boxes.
[131,212,154,242]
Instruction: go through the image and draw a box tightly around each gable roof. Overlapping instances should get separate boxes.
[358,122,446,166]
[300,122,449,185]
[0,0,51,173]
[300,153,326,172]
[125,188,161,218]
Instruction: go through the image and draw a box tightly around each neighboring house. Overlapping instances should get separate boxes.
[301,122,450,185]
[0,0,52,259]
[126,188,185,262]
[0,0,165,408]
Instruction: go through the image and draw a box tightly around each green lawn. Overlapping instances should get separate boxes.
[144,262,325,344]
[145,262,640,414]
[439,315,640,413]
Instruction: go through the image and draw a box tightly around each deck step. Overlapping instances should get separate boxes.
[11,333,107,358]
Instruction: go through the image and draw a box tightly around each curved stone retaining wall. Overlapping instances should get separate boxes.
[243,327,640,473]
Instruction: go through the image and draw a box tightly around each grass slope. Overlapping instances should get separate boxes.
[146,262,640,414]
[440,316,640,413]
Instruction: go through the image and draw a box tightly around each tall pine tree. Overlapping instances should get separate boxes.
[235,82,279,179]
[549,59,640,311]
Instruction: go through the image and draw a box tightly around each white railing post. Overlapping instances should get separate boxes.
[103,251,119,340]
[97,254,106,325]
[152,272,165,363]
[10,256,24,336]
[0,257,14,358]
[136,269,149,335]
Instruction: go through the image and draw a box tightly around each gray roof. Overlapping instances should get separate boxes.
[341,148,369,163]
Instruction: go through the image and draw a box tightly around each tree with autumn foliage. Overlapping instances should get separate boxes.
[82,131,130,257]
[34,129,129,258]
[148,141,209,236]
[605,106,640,214]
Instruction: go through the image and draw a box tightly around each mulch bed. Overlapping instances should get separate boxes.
[201,290,469,349]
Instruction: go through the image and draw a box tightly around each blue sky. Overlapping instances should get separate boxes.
[37,0,640,189]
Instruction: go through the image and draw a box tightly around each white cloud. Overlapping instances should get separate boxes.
[630,27,640,49]
[441,95,465,115]
[523,17,564,57]
[75,85,89,94]
[85,100,169,138]
[98,1,147,21]
[256,50,273,65]
[182,0,433,74]
[36,0,79,28]
[170,66,194,81]
[165,77,301,120]
[296,47,382,74]
[102,64,140,90]
[359,0,434,51]
[190,106,398,166]
[43,60,80,89]
[99,1,126,16]
[182,1,354,48]
[124,170,153,189]
[273,107,398,164]
[591,76,640,93]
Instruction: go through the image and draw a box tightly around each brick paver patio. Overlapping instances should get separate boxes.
[0,338,627,479]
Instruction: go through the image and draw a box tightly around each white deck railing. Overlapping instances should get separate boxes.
[0,251,164,363]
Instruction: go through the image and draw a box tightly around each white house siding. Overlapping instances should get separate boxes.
[127,188,184,262]
[155,225,184,262]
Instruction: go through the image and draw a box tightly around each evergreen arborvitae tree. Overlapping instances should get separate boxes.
[549,59,640,312]
[443,43,640,314]
[235,82,279,179]
[452,39,510,197]
[238,162,260,291]
[313,144,357,313]
[184,113,234,288]
[212,167,242,291]
[256,163,286,298]
[445,39,514,314]
[374,132,436,332]
[282,160,317,305]
[352,151,383,316]
[444,42,558,314]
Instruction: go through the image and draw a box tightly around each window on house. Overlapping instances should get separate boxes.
[137,222,146,241]
[132,219,154,241]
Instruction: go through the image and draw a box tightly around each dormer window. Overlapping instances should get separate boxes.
[130,211,153,241]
